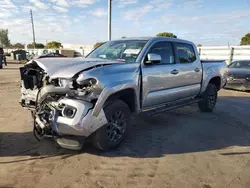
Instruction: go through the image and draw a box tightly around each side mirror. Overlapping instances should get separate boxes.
[145,53,162,64]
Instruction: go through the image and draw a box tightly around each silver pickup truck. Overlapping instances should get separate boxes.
[19,37,228,150]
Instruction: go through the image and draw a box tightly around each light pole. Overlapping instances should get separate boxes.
[30,9,36,49]
[108,0,112,40]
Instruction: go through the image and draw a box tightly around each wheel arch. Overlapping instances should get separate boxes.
[201,75,222,94]
[208,76,221,91]
[104,88,138,114]
[92,82,140,117]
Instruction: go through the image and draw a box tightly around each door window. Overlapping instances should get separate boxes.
[175,43,196,63]
[148,42,175,64]
[228,61,250,69]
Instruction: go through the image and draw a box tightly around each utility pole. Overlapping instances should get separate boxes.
[108,0,112,40]
[30,9,36,49]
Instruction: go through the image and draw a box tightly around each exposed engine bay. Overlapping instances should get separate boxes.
[19,60,108,150]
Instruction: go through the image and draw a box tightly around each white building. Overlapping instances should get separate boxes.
[62,43,94,56]
[197,45,250,64]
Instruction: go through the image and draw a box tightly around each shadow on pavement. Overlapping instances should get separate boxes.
[0,95,250,162]
[223,88,250,93]
[0,67,20,70]
[221,152,250,156]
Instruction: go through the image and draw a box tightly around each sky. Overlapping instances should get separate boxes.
[0,0,250,45]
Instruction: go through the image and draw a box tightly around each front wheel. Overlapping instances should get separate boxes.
[198,83,218,112]
[92,100,131,151]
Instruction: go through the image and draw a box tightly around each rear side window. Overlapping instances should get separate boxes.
[175,43,196,63]
[148,41,174,64]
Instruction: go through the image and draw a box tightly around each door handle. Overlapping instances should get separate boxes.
[171,69,179,75]
[195,68,200,72]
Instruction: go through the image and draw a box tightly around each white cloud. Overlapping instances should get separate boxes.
[53,5,68,12]
[122,4,153,21]
[71,0,96,8]
[90,8,107,17]
[29,0,49,9]
[177,0,202,9]
[0,0,18,17]
[0,0,98,44]
[1,0,249,46]
[48,0,69,7]
[117,0,138,7]
[121,0,172,21]
[150,0,172,11]
[21,5,37,12]
[73,18,80,23]
[157,10,250,45]
[0,0,17,9]
[0,8,13,18]
[13,19,29,25]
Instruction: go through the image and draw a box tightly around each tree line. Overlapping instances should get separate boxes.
[1,28,250,49]
[0,29,62,49]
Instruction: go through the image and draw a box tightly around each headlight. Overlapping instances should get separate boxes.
[77,78,97,86]
[75,78,97,97]
[246,76,250,81]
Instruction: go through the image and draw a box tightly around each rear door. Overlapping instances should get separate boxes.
[173,42,202,95]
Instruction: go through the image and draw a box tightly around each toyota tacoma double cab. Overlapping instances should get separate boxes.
[19,37,228,150]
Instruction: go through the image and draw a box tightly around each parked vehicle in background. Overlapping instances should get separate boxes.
[74,51,83,57]
[34,52,67,59]
[224,60,250,91]
[19,37,228,151]
[0,47,7,69]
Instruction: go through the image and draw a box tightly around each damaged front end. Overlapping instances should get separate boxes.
[19,60,107,150]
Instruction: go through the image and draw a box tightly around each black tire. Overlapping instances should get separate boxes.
[0,64,2,69]
[92,100,131,151]
[198,83,218,112]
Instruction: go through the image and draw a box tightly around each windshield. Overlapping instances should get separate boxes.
[87,40,148,62]
[229,61,250,69]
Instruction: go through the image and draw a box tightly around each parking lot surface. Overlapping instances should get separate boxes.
[0,64,250,188]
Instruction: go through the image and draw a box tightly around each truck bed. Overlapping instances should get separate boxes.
[200,59,228,93]
[201,60,226,64]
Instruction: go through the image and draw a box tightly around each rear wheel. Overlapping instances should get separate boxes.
[92,100,131,151]
[0,64,3,69]
[198,83,218,112]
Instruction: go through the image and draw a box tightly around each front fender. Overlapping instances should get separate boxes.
[92,80,140,117]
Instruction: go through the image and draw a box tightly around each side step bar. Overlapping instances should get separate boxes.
[146,98,202,116]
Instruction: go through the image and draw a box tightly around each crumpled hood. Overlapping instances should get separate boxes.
[28,57,123,79]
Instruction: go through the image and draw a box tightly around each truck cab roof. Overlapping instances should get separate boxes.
[113,37,194,45]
